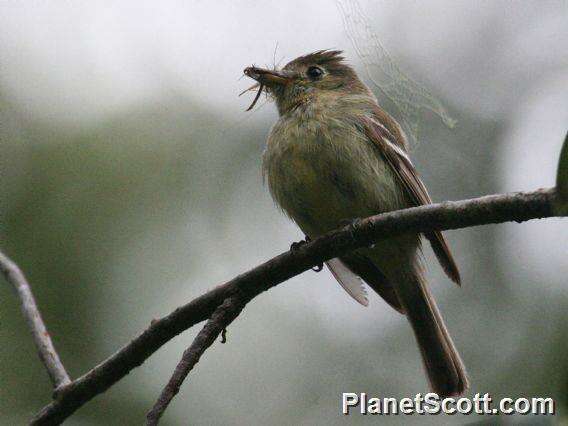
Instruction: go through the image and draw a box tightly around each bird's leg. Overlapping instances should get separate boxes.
[339,217,374,248]
[339,217,363,229]
[289,236,323,272]
[290,235,311,252]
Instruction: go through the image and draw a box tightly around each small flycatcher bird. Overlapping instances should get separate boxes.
[244,50,468,397]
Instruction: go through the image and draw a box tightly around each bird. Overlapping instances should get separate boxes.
[244,50,469,397]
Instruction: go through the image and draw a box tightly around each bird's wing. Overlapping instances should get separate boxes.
[361,107,461,285]
[326,258,369,306]
[326,254,405,313]
[339,254,405,313]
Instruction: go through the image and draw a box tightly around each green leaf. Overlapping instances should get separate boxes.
[554,131,568,215]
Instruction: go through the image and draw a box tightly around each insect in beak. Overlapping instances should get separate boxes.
[239,81,265,111]
[242,66,290,111]
[244,66,289,85]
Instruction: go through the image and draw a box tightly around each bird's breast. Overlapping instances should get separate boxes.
[262,114,405,236]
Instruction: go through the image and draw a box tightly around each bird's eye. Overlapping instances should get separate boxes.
[307,66,324,80]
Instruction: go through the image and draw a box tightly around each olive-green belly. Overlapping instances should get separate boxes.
[264,133,406,238]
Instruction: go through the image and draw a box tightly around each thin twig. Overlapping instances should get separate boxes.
[30,188,560,425]
[146,294,247,425]
[0,250,71,390]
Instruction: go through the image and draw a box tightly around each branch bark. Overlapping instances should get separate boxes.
[29,188,560,425]
[0,250,71,390]
[146,293,248,425]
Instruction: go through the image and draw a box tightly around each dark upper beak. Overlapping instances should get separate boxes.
[244,66,290,86]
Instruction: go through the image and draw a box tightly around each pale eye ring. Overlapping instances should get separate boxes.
[307,66,324,80]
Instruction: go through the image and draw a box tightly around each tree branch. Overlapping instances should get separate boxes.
[146,293,248,425]
[29,187,561,425]
[0,250,71,391]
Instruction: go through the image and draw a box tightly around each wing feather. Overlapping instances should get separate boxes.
[363,107,461,285]
[326,258,369,306]
[340,254,405,313]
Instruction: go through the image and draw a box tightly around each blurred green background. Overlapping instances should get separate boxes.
[0,1,567,424]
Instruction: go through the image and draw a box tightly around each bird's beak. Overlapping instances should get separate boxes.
[243,66,290,86]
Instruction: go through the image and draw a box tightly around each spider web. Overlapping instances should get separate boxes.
[336,0,456,146]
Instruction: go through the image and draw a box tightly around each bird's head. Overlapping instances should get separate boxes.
[243,50,369,115]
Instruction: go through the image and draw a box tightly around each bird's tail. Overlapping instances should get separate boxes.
[395,269,469,397]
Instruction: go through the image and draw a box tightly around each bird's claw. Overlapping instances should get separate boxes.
[312,263,324,272]
[290,236,322,271]
[290,236,311,253]
[290,240,306,252]
[339,217,372,246]
[339,217,363,229]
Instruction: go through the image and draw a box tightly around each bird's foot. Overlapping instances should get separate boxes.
[311,263,324,272]
[290,235,311,252]
[339,217,364,230]
[339,217,374,247]
[290,236,323,272]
